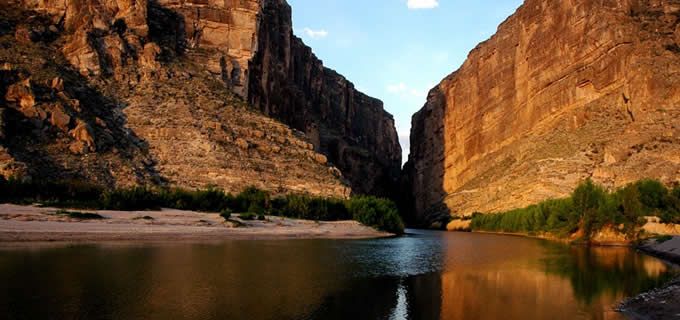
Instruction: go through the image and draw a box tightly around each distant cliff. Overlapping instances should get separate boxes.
[1,0,401,197]
[404,0,680,225]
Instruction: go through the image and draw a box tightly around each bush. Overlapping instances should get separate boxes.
[636,179,668,212]
[346,196,404,234]
[239,212,256,220]
[234,187,270,213]
[471,179,675,240]
[100,187,160,211]
[220,209,232,220]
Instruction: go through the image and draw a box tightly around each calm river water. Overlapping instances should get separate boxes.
[0,230,676,320]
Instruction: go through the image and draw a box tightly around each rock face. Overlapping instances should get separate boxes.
[12,0,401,197]
[0,1,349,198]
[404,0,680,224]
[248,0,402,196]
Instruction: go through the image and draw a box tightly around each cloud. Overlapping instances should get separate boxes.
[407,0,439,9]
[302,27,329,39]
[387,82,427,98]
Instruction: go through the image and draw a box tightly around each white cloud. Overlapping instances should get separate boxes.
[302,27,329,39]
[387,82,426,98]
[407,0,439,9]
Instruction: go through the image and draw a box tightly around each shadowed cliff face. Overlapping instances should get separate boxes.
[3,0,400,197]
[0,0,350,198]
[406,0,680,224]
[248,0,402,197]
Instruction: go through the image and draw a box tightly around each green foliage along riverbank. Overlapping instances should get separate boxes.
[0,177,404,234]
[470,179,680,240]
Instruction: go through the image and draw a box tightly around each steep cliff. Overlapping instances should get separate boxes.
[405,0,680,224]
[0,0,349,198]
[248,0,401,196]
[5,0,401,197]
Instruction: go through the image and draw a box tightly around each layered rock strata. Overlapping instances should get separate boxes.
[404,0,680,224]
[14,0,401,197]
[0,2,348,198]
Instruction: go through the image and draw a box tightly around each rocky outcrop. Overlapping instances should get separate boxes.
[0,1,348,197]
[405,0,680,224]
[248,0,401,196]
[14,0,401,197]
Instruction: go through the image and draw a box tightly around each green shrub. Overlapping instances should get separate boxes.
[220,209,232,220]
[636,179,668,212]
[655,235,673,243]
[100,187,160,211]
[239,212,256,220]
[234,187,270,213]
[471,179,675,240]
[346,196,404,234]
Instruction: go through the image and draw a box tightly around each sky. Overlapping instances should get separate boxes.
[286,0,524,163]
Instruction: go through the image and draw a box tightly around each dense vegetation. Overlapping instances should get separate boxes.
[0,177,404,234]
[470,179,680,240]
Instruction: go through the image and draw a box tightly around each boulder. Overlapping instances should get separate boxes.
[5,78,35,109]
[49,103,71,131]
[69,120,95,152]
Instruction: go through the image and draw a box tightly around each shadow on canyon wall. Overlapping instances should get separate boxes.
[400,86,449,227]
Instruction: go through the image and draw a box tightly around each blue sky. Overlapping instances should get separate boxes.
[287,0,524,163]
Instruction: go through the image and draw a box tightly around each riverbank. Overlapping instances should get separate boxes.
[617,236,680,320]
[0,204,392,242]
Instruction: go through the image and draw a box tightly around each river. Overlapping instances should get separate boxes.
[0,230,676,319]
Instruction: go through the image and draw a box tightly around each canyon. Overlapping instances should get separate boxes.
[404,0,680,225]
[0,0,400,198]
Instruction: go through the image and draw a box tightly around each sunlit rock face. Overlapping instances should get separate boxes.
[11,0,401,196]
[404,0,680,224]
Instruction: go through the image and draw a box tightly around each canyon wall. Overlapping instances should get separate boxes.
[248,0,402,196]
[2,0,400,197]
[405,0,680,224]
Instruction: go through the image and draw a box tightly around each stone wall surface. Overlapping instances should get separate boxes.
[405,0,680,224]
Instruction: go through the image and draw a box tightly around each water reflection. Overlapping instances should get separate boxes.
[0,231,675,320]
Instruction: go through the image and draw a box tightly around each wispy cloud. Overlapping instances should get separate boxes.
[407,0,439,9]
[387,82,427,98]
[302,27,329,39]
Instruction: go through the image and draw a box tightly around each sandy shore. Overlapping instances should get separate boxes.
[618,236,680,320]
[0,204,392,242]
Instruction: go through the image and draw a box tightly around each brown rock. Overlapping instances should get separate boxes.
[14,25,31,43]
[404,0,680,224]
[5,79,35,109]
[312,153,327,165]
[49,104,71,131]
[50,77,64,91]
[235,138,249,150]
[69,120,95,152]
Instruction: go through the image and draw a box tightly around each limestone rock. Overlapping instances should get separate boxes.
[404,0,680,224]
[5,78,35,109]
[49,103,71,131]
[248,0,402,196]
[50,77,64,91]
[69,120,95,152]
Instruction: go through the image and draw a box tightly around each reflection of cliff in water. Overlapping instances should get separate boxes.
[541,243,676,304]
